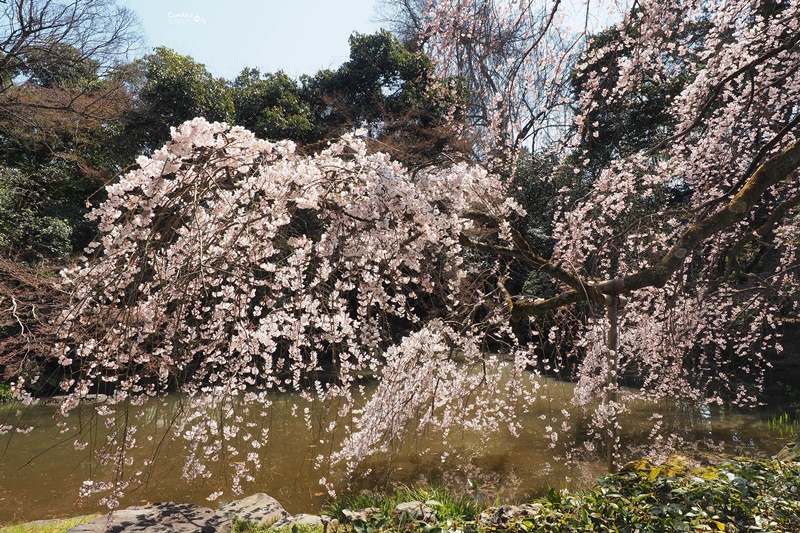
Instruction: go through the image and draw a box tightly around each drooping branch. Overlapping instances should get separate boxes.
[505,138,800,318]
[620,139,800,288]
[511,289,583,319]
[725,191,800,277]
[643,32,800,158]
[695,113,800,217]
[458,219,587,292]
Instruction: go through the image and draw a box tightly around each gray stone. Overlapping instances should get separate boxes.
[217,493,289,526]
[271,513,324,529]
[67,502,231,533]
[777,443,800,462]
[477,503,543,528]
[341,508,380,522]
[394,501,437,522]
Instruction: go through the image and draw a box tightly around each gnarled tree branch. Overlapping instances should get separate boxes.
[478,138,800,319]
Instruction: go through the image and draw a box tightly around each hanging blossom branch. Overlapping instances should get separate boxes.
[725,192,800,278]
[418,0,582,160]
[510,138,800,318]
[416,0,800,463]
[37,118,540,505]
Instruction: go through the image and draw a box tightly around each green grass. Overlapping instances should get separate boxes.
[324,485,482,523]
[767,411,800,438]
[0,515,98,533]
[233,520,323,533]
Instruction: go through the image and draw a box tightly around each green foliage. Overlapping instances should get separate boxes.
[0,164,98,261]
[0,382,12,403]
[303,30,465,161]
[512,152,559,258]
[18,43,100,90]
[125,47,234,152]
[231,68,315,142]
[307,30,431,127]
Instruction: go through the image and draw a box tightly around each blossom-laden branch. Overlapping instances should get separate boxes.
[47,118,534,504]
[508,138,800,318]
[436,0,799,440]
[725,192,800,278]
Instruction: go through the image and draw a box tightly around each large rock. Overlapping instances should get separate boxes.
[394,501,437,522]
[271,513,324,529]
[217,492,289,526]
[776,443,800,462]
[478,503,544,528]
[65,493,298,532]
[68,502,231,533]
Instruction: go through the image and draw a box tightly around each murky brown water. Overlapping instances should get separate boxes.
[0,378,792,525]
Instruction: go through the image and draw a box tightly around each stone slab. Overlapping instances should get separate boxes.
[271,513,324,529]
[217,492,289,526]
[68,502,231,533]
[395,501,437,522]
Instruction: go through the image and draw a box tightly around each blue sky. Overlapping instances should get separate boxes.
[121,0,382,80]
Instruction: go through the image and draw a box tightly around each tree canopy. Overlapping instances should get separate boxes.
[231,68,315,143]
[123,47,234,154]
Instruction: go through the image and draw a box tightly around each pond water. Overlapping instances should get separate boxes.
[0,377,794,525]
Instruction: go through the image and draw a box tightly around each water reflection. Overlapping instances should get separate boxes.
[0,377,790,525]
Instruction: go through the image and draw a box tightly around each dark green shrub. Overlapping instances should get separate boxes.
[0,382,12,403]
[0,163,98,262]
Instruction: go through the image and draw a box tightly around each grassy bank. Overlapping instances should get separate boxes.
[0,516,98,533]
[3,454,799,533]
[239,454,800,533]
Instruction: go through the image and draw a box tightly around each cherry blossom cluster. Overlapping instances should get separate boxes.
[417,0,799,461]
[551,0,799,438]
[50,118,529,502]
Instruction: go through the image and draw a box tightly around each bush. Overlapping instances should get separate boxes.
[0,383,12,403]
[0,163,99,262]
[303,456,800,533]
[486,456,800,532]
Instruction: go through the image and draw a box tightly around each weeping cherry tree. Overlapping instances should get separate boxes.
[6,0,800,506]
